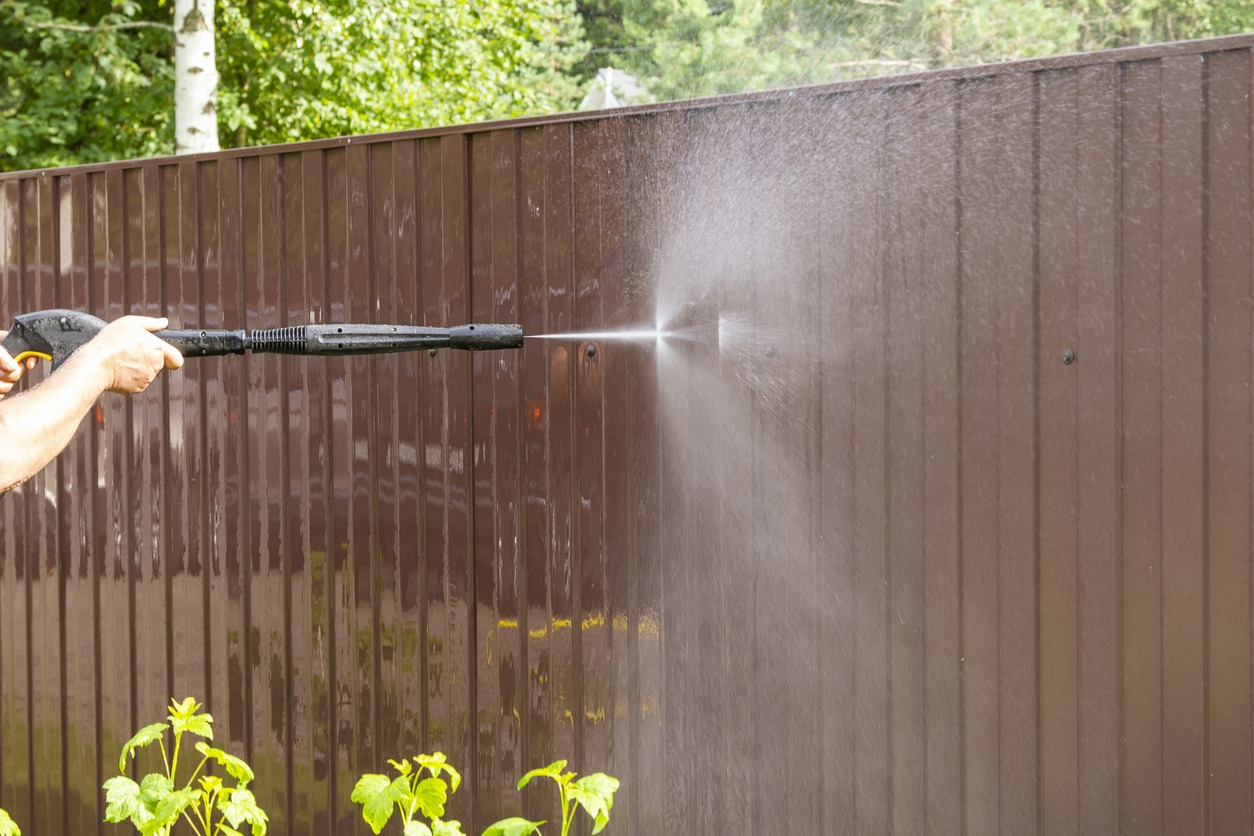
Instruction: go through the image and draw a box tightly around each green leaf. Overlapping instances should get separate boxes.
[118,723,169,772]
[387,775,411,803]
[569,774,619,835]
[103,776,141,823]
[412,777,448,820]
[141,788,199,836]
[517,760,567,790]
[171,708,214,740]
[414,752,461,793]
[351,774,395,835]
[388,758,413,778]
[480,817,543,836]
[403,822,433,836]
[128,803,157,833]
[430,819,465,836]
[217,825,244,836]
[116,773,167,832]
[138,773,175,812]
[195,742,255,784]
[166,697,213,738]
[572,772,619,801]
[219,786,269,836]
[414,753,449,773]
[0,809,18,836]
[168,697,200,721]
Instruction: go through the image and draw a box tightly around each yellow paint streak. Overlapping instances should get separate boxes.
[525,617,578,640]
[637,615,661,639]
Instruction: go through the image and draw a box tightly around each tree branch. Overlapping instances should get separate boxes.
[17,17,173,32]
[4,2,173,33]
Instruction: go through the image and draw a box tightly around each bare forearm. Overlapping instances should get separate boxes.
[0,314,181,493]
[0,351,111,492]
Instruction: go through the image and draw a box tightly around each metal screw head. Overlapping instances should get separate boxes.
[585,344,597,358]
[1061,349,1076,365]
[428,349,438,357]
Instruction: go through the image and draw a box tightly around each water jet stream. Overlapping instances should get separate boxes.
[527,329,674,342]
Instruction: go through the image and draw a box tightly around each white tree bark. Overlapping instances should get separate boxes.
[173,0,219,154]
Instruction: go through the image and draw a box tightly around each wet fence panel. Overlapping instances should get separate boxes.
[1205,46,1254,836]
[1073,62,1121,835]
[7,33,1254,836]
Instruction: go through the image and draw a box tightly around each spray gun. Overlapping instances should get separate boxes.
[1,309,524,371]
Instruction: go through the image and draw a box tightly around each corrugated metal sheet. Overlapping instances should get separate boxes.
[2,34,1254,834]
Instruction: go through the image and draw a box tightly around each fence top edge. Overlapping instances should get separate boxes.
[3,31,1251,182]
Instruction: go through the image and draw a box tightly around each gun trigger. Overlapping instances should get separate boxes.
[12,351,52,365]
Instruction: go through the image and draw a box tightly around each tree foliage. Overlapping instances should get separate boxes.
[214,0,586,148]
[5,0,1254,171]
[0,0,174,168]
[1,0,586,171]
[580,0,1254,102]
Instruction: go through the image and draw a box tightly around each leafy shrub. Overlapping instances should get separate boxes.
[102,697,268,836]
[352,753,618,836]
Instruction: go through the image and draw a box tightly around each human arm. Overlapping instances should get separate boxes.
[0,315,183,493]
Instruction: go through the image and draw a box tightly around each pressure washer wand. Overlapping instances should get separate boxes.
[169,322,524,357]
[2,309,524,369]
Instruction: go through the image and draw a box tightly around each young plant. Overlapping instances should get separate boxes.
[353,752,618,836]
[102,696,268,836]
[0,808,19,836]
[351,751,467,836]
[482,761,618,836]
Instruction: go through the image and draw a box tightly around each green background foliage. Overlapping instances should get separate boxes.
[1,0,586,170]
[1,0,174,168]
[214,0,586,148]
[583,0,1254,101]
[4,0,1254,171]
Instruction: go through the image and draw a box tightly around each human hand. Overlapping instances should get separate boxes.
[80,316,185,395]
[0,330,38,399]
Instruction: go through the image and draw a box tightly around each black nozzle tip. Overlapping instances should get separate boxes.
[448,324,525,350]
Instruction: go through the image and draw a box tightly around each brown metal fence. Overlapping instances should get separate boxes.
[2,32,1254,835]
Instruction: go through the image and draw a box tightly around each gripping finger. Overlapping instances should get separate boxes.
[128,315,170,333]
[162,342,184,370]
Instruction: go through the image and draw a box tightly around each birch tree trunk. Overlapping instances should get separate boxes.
[173,0,219,154]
